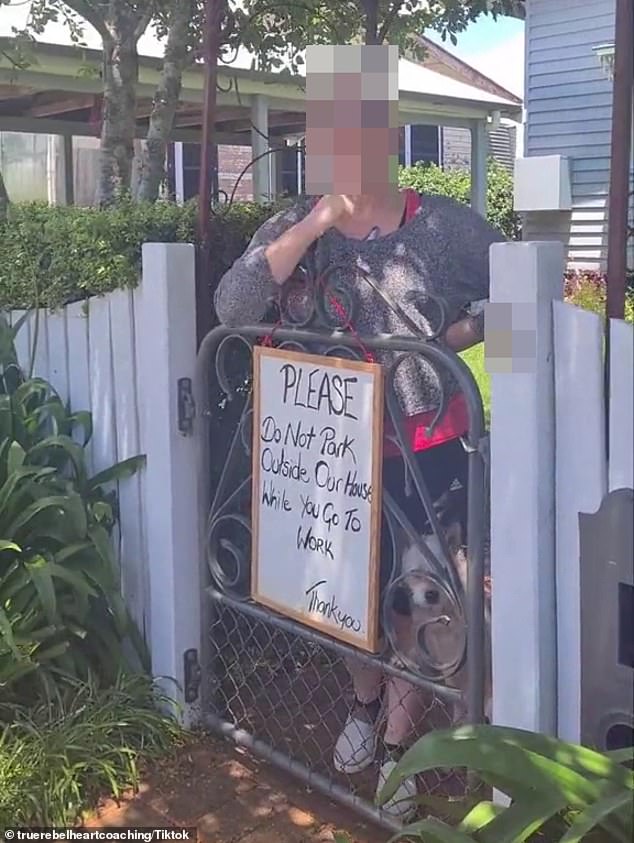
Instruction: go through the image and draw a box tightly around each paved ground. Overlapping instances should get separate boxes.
[83,732,388,843]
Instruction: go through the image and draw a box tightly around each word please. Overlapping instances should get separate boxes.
[280,363,358,419]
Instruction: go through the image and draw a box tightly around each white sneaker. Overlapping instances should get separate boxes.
[333,713,377,774]
[376,759,418,820]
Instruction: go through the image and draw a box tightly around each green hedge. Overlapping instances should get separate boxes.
[0,162,518,311]
[0,198,289,311]
[399,158,520,240]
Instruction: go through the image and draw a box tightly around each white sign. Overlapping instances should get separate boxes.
[251,346,384,652]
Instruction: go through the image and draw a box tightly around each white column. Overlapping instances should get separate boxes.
[138,243,201,727]
[174,142,185,204]
[488,241,565,737]
[470,119,488,216]
[46,135,68,205]
[404,124,412,168]
[251,94,269,201]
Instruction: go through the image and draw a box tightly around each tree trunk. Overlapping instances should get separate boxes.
[136,1,193,202]
[0,168,9,222]
[362,0,380,44]
[97,34,139,204]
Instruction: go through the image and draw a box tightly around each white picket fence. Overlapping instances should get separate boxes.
[6,239,632,737]
[489,240,634,746]
[7,245,202,724]
[10,290,149,639]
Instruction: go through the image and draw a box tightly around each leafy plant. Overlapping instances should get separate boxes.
[398,158,521,240]
[0,314,147,704]
[378,724,634,842]
[564,270,634,324]
[0,197,290,311]
[0,672,184,827]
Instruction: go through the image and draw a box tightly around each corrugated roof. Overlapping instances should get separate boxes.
[397,58,521,110]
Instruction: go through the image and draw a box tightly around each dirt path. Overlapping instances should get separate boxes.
[83,732,388,843]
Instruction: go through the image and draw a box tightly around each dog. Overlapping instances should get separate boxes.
[394,520,492,725]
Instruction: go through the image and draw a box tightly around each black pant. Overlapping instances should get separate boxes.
[382,437,468,534]
[380,438,468,609]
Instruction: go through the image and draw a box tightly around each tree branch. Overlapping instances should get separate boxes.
[61,0,109,40]
[134,2,157,42]
[377,0,405,43]
[243,1,349,43]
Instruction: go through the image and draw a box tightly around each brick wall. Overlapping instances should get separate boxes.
[218,145,253,201]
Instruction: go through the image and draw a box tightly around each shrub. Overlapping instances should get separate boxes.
[0,314,147,704]
[565,269,634,324]
[0,198,289,311]
[379,724,634,842]
[398,158,521,240]
[0,673,183,826]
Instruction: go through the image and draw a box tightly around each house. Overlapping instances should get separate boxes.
[0,28,521,209]
[185,36,523,205]
[516,0,633,269]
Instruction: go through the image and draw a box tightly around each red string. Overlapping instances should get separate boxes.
[260,275,375,363]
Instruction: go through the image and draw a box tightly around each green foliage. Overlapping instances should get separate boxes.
[0,672,184,827]
[378,724,634,842]
[0,314,147,703]
[564,270,634,324]
[398,159,521,240]
[237,1,524,71]
[0,198,289,311]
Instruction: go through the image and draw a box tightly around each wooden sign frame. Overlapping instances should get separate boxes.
[251,345,384,653]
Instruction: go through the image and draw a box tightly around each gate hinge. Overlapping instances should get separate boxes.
[183,648,201,703]
[177,378,196,436]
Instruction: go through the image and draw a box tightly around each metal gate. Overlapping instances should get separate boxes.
[195,284,489,832]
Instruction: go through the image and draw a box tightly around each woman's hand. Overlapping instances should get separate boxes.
[444,314,485,352]
[264,195,351,286]
[305,195,352,237]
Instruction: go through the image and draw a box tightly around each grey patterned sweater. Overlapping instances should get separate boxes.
[215,194,505,416]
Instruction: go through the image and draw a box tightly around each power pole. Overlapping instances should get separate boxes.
[197,0,223,345]
[605,0,633,321]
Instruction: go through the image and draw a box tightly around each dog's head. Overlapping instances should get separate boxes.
[401,519,467,605]
[389,521,467,676]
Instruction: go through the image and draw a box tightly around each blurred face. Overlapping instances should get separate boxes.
[305,44,400,196]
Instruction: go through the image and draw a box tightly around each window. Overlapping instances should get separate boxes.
[280,142,304,196]
[410,124,440,167]
[399,125,440,168]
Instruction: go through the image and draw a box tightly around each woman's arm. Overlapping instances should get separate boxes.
[264,216,325,285]
[214,201,315,326]
[428,196,504,352]
[215,195,351,326]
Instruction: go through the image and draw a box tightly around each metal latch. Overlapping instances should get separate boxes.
[177,378,196,436]
[183,648,201,703]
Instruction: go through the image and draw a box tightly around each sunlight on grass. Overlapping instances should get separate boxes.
[460,343,490,428]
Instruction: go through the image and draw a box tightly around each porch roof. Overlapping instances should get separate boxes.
[0,39,522,144]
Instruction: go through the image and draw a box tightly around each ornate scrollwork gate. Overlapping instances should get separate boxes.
[195,274,489,831]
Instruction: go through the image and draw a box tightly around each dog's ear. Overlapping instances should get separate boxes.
[445,520,463,553]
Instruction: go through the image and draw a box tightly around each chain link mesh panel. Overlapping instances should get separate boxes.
[206,593,468,813]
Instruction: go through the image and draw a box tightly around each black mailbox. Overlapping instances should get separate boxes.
[579,488,634,751]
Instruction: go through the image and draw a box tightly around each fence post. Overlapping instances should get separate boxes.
[488,241,564,737]
[137,243,201,727]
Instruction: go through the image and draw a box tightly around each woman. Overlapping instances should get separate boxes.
[215,188,503,817]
